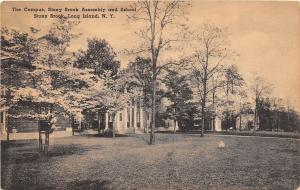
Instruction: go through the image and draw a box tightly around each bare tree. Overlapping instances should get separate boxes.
[189,22,233,137]
[222,64,245,130]
[128,1,190,144]
[250,73,273,130]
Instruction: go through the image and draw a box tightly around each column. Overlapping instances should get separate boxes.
[116,112,119,130]
[129,101,132,128]
[175,120,178,131]
[215,116,221,131]
[133,99,137,132]
[105,112,109,130]
[123,108,127,128]
[140,108,143,130]
[146,111,150,133]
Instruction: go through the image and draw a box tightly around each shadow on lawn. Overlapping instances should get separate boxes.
[85,133,132,138]
[47,144,87,157]
[5,181,56,190]
[66,179,113,190]
[2,141,87,165]
[1,140,37,148]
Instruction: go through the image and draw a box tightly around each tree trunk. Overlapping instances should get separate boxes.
[201,77,207,137]
[254,100,257,131]
[6,116,10,141]
[276,111,279,132]
[239,113,242,131]
[6,130,9,141]
[201,102,205,137]
[201,47,209,137]
[150,76,156,145]
[213,115,216,131]
[150,42,157,144]
[201,78,207,137]
[98,111,101,134]
[212,78,216,132]
[226,80,229,130]
[112,114,115,138]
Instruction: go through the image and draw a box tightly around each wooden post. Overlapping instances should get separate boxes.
[39,131,42,151]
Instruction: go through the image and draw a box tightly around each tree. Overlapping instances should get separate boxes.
[250,73,273,130]
[189,22,233,136]
[1,19,113,147]
[1,27,38,63]
[128,57,152,106]
[100,72,133,138]
[162,69,193,132]
[236,89,252,131]
[21,19,109,149]
[222,64,245,130]
[128,1,190,144]
[75,38,120,77]
[1,27,38,140]
[125,57,152,132]
[74,38,121,134]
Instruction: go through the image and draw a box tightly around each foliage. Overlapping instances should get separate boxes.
[249,73,273,129]
[75,38,120,77]
[1,19,107,121]
[162,69,194,128]
[126,56,152,108]
[257,97,300,132]
[1,27,38,63]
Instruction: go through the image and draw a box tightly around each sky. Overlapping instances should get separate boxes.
[1,1,300,110]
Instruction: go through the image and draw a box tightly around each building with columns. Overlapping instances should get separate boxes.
[100,98,150,134]
[96,97,181,134]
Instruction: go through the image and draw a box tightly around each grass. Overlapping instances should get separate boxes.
[209,130,300,139]
[1,133,300,190]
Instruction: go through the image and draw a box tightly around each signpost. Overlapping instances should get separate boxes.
[38,120,53,153]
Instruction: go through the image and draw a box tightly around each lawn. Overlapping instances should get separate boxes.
[1,133,300,190]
